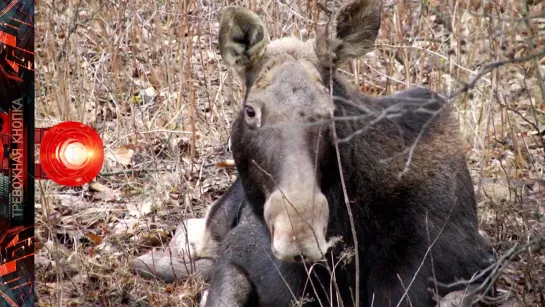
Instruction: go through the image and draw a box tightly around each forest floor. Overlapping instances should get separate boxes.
[34,0,545,306]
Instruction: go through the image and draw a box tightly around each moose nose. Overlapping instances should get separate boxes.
[270,241,311,262]
[264,190,330,263]
[292,254,308,262]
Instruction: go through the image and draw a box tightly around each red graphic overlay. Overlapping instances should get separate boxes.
[0,0,33,89]
[0,111,6,161]
[0,0,35,306]
[0,222,34,307]
[39,121,105,186]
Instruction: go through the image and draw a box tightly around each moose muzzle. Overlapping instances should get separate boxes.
[264,189,330,263]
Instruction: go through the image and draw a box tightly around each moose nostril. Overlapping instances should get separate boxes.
[271,244,278,255]
[293,254,308,262]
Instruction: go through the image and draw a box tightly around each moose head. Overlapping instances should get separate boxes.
[219,0,382,263]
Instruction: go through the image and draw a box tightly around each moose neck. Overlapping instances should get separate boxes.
[321,76,407,246]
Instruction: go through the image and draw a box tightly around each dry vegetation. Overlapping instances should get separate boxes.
[34,0,545,306]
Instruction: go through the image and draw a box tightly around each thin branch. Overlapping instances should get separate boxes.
[449,47,545,99]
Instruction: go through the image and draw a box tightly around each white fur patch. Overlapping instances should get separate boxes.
[170,218,215,261]
[199,290,209,307]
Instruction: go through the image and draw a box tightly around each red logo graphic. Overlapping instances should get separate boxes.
[39,122,104,186]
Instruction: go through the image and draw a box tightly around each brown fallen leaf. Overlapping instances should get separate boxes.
[126,199,155,217]
[216,159,236,168]
[169,192,180,200]
[101,224,111,235]
[105,146,134,166]
[35,237,44,252]
[88,181,122,202]
[86,246,96,257]
[137,228,169,246]
[89,181,110,192]
[86,232,103,245]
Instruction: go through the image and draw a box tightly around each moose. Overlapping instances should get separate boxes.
[133,0,495,306]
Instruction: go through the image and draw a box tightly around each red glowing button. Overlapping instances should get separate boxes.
[0,139,3,160]
[40,121,104,186]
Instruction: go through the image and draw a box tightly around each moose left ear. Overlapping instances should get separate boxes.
[316,0,382,67]
[219,7,270,81]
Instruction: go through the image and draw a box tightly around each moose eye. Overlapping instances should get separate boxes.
[245,106,256,118]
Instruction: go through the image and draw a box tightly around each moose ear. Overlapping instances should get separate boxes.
[219,7,270,80]
[316,0,382,66]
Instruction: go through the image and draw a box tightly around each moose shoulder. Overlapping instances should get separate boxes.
[206,0,494,306]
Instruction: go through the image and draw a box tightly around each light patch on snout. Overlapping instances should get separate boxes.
[264,189,331,263]
[172,217,219,261]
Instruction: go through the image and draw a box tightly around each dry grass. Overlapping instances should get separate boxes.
[34,0,545,306]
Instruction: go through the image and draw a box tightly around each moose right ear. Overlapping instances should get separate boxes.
[316,0,381,68]
[219,7,269,81]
